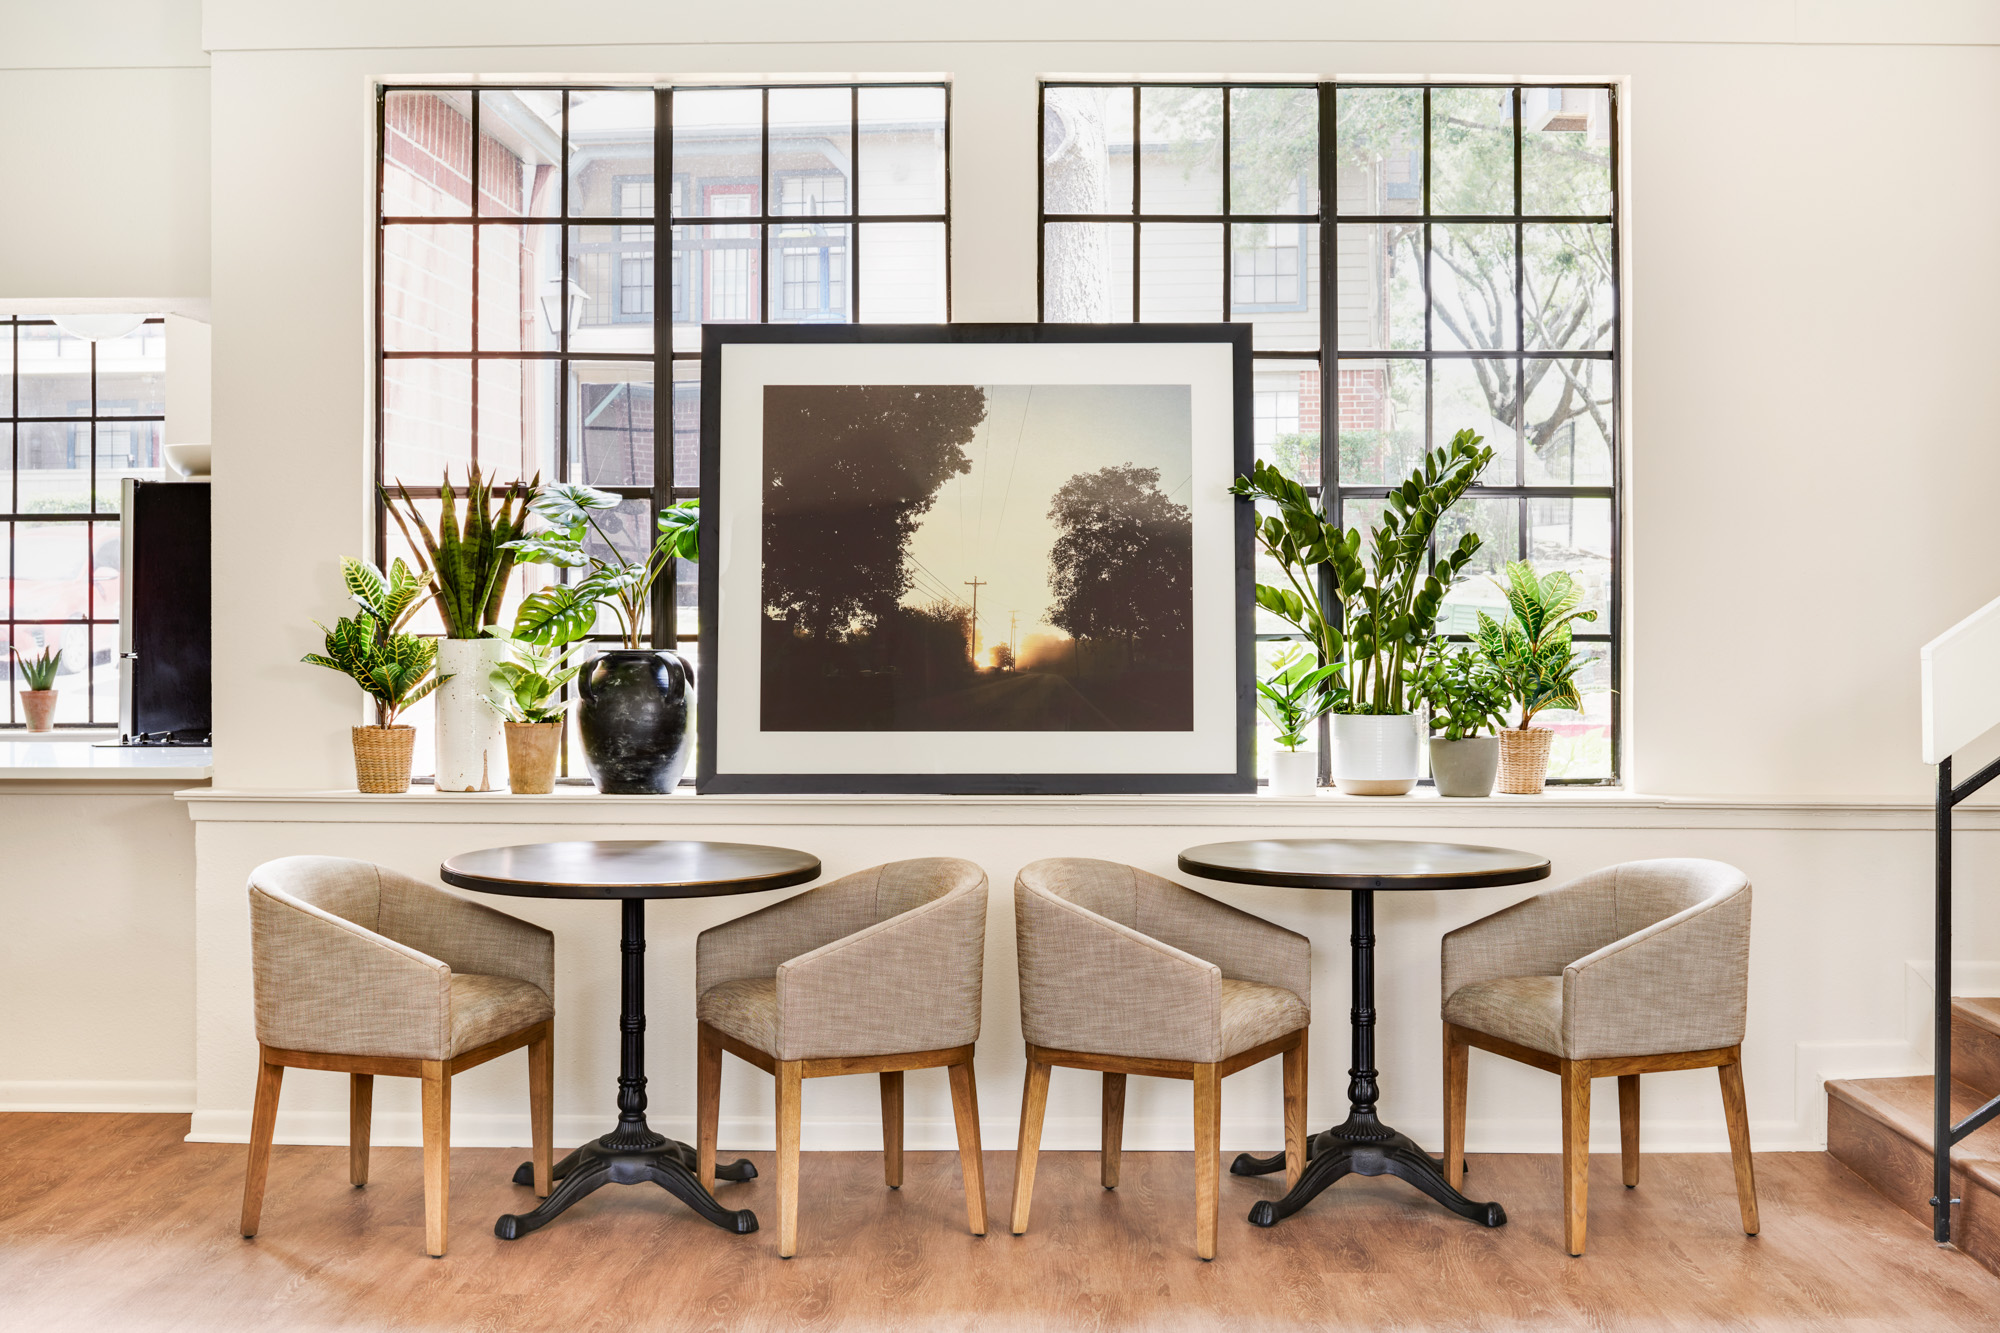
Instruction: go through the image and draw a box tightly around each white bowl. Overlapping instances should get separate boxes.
[164,443,211,479]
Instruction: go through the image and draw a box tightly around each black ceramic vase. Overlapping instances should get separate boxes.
[575,649,693,795]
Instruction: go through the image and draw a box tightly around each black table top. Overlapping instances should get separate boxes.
[441,839,822,900]
[1178,837,1550,892]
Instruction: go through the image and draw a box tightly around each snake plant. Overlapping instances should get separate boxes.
[503,483,700,650]
[12,645,62,691]
[1474,561,1599,730]
[301,556,447,726]
[382,465,537,639]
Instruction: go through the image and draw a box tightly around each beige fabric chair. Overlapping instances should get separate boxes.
[241,856,555,1257]
[1010,858,1311,1261]
[694,857,989,1258]
[1440,857,1757,1256]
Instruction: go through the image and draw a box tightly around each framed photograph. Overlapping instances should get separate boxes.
[696,323,1252,794]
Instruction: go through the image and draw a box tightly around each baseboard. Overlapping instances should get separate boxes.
[0,1080,196,1113]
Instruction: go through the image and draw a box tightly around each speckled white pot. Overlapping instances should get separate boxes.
[434,637,510,792]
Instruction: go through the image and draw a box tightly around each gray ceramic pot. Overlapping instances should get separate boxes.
[576,649,693,795]
[1429,735,1499,798]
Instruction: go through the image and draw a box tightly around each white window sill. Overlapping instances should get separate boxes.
[0,740,213,782]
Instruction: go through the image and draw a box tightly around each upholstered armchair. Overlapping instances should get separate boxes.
[1439,857,1756,1256]
[1010,858,1311,1261]
[694,857,989,1258]
[241,856,555,1257]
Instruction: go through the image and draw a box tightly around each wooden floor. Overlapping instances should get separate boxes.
[3,1115,1997,1331]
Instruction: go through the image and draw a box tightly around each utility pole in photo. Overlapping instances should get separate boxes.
[1008,611,1019,671]
[964,576,986,666]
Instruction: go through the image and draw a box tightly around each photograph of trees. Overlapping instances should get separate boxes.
[759,381,1194,731]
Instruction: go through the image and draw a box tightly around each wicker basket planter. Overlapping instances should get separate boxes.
[1496,727,1556,795]
[505,721,563,794]
[351,725,416,794]
[20,689,57,733]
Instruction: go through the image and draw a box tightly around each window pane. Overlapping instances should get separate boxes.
[769,223,850,323]
[1429,87,1514,215]
[1334,360,1422,486]
[1334,222,1422,351]
[675,543,698,639]
[382,359,472,479]
[1334,87,1421,216]
[1252,362,1321,486]
[1435,497,1519,636]
[1544,641,1612,780]
[1043,222,1132,321]
[1525,223,1613,352]
[670,361,699,488]
[569,224,653,354]
[570,362,655,488]
[1140,222,1221,321]
[567,90,653,219]
[382,91,473,217]
[1430,223,1516,351]
[477,223,560,353]
[1232,223,1317,352]
[582,496,653,636]
[95,324,165,416]
[1044,86,1133,215]
[13,521,88,628]
[1432,357,1518,481]
[672,224,762,350]
[478,91,561,218]
[477,358,557,480]
[0,425,11,511]
[1524,358,1613,485]
[1528,496,1612,624]
[89,519,120,620]
[1139,87,1221,214]
[1523,88,1611,217]
[381,225,473,352]
[18,423,88,512]
[859,222,946,322]
[96,419,163,511]
[1230,86,1318,215]
[770,88,853,218]
[672,89,763,219]
[17,324,89,417]
[859,86,946,216]
[0,325,11,416]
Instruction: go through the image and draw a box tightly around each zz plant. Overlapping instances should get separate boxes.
[1475,560,1599,729]
[1231,428,1496,715]
[502,483,700,649]
[301,556,445,727]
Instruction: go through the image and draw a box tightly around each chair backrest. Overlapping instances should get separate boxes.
[1576,858,1749,944]
[869,856,987,922]
[1015,857,1168,932]
[248,855,388,934]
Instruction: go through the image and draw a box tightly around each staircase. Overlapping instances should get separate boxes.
[1828,997,2000,1274]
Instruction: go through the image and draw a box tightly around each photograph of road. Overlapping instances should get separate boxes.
[759,381,1194,731]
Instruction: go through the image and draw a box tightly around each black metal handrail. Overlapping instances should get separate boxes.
[1933,750,2000,1242]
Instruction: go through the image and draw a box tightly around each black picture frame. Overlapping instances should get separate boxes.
[696,322,1253,795]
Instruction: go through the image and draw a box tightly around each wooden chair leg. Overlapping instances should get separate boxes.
[1010,1057,1052,1235]
[1193,1062,1221,1262]
[947,1058,988,1236]
[1718,1058,1760,1236]
[240,1055,284,1237]
[1443,1024,1469,1184]
[1560,1060,1590,1257]
[1100,1071,1126,1189]
[420,1061,451,1258]
[528,1021,554,1199]
[696,1023,722,1187]
[775,1060,802,1258]
[349,1073,373,1187]
[880,1070,905,1189]
[1618,1074,1641,1189]
[1284,1033,1309,1192]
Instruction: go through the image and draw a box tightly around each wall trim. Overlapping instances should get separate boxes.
[0,1081,197,1114]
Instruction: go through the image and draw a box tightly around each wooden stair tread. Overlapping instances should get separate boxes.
[1955,996,2000,1041]
[1827,1075,2000,1190]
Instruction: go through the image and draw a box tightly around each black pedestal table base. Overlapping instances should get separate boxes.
[1230,1114,1504,1228]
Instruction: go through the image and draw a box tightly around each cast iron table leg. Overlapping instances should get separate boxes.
[498,898,759,1239]
[1230,888,1505,1228]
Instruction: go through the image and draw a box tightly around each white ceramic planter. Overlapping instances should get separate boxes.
[1267,747,1318,797]
[434,637,510,792]
[1331,713,1422,796]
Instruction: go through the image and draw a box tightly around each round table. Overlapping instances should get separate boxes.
[442,839,821,1240]
[1177,837,1550,1230]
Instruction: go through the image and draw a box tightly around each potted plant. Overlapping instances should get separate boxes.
[482,639,581,795]
[1233,429,1494,795]
[504,485,700,794]
[1475,560,1599,794]
[1419,645,1511,797]
[12,645,62,732]
[384,466,535,792]
[302,557,446,794]
[1257,643,1342,796]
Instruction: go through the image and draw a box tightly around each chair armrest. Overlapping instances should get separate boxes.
[1440,878,1619,1006]
[1562,885,1752,1059]
[1015,886,1222,1062]
[774,879,989,1061]
[1140,880,1310,1005]
[696,871,878,995]
[249,886,454,1060]
[378,871,554,999]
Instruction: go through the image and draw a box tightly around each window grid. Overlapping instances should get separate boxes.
[0,315,166,728]
[1037,81,1620,784]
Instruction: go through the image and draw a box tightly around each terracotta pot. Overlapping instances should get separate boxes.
[351,725,416,794]
[1496,727,1557,795]
[505,721,563,794]
[20,690,57,732]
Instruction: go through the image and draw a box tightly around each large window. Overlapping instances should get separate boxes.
[1,316,166,727]
[375,84,950,774]
[1039,83,1619,782]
